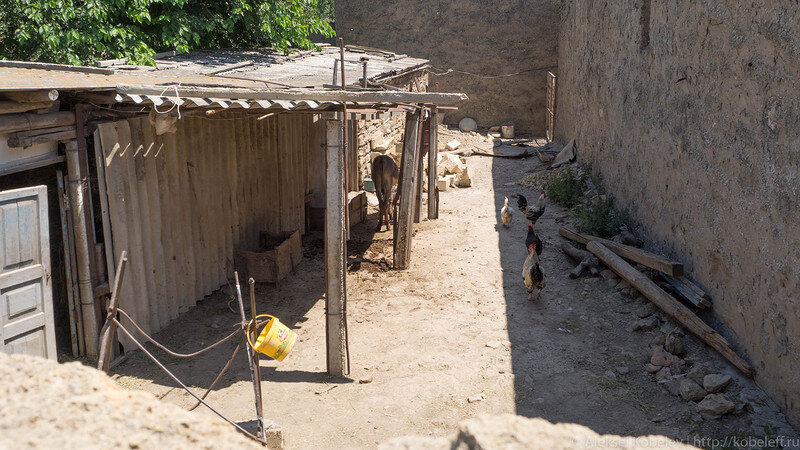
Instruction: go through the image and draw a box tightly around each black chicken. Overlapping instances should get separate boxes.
[512,191,547,224]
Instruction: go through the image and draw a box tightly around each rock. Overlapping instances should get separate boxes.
[358,374,374,384]
[458,117,477,132]
[445,139,462,151]
[616,280,632,291]
[604,370,618,381]
[485,341,501,349]
[605,279,618,288]
[645,363,661,374]
[651,333,667,346]
[661,379,682,397]
[703,374,732,393]
[455,167,472,187]
[679,379,707,402]
[632,316,660,331]
[446,174,457,187]
[636,303,657,318]
[379,436,450,450]
[655,367,672,382]
[651,346,684,367]
[686,364,710,385]
[616,366,629,375]
[436,177,448,192]
[437,153,463,175]
[696,394,734,419]
[467,393,486,403]
[371,139,392,151]
[600,270,617,280]
[664,333,686,357]
[738,388,770,413]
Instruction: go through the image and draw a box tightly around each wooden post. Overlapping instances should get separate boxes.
[414,114,428,223]
[325,115,348,376]
[394,109,422,270]
[97,251,128,372]
[427,109,439,219]
[587,241,753,377]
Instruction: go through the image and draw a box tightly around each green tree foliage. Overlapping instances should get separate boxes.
[0,0,335,66]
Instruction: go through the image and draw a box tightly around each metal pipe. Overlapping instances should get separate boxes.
[65,140,99,356]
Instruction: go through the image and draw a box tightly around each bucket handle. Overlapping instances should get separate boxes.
[245,314,276,352]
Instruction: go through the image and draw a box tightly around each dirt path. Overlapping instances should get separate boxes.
[112,128,796,448]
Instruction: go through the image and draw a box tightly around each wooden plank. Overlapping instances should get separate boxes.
[414,115,429,223]
[393,110,422,270]
[118,84,469,105]
[559,227,683,276]
[427,109,439,219]
[660,273,712,309]
[0,60,115,74]
[0,155,65,178]
[129,118,160,331]
[325,116,347,376]
[7,127,76,148]
[587,241,753,377]
[56,170,80,357]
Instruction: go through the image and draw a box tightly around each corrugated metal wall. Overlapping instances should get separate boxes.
[95,113,315,347]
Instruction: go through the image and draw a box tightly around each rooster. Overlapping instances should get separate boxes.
[513,191,547,224]
[522,224,545,301]
[500,196,512,228]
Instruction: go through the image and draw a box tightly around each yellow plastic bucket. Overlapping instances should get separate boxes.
[247,314,297,361]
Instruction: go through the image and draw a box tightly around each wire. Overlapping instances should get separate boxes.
[426,64,557,79]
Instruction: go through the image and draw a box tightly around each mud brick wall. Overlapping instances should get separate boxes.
[555,0,800,426]
[336,0,560,135]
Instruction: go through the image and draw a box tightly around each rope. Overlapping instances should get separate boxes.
[426,64,558,79]
[112,319,267,446]
[152,83,182,119]
[117,308,241,358]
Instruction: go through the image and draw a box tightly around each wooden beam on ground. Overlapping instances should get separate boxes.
[393,109,422,270]
[660,273,712,309]
[117,84,469,105]
[587,241,753,377]
[559,227,683,276]
[325,115,348,376]
[2,89,59,103]
[0,111,75,134]
[427,109,439,219]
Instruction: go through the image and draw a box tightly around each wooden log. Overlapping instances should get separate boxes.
[325,116,348,376]
[559,227,683,276]
[587,241,753,377]
[2,89,59,103]
[561,242,600,279]
[393,109,422,270]
[0,111,75,133]
[7,126,76,148]
[427,109,439,219]
[0,101,53,114]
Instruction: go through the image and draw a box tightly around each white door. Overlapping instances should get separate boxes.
[0,185,56,359]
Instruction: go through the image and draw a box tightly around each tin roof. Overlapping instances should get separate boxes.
[0,45,427,92]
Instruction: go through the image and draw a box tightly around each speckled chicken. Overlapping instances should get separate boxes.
[513,191,547,224]
[522,224,545,301]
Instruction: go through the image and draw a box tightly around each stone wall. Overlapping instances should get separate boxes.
[336,0,560,135]
[355,71,428,187]
[555,0,800,427]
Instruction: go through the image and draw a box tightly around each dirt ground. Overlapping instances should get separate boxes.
[112,128,796,449]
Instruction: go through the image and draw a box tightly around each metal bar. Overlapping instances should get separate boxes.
[234,272,264,432]
[56,170,80,357]
[248,278,266,442]
[97,251,128,371]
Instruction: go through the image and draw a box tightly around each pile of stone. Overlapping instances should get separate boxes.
[434,141,472,190]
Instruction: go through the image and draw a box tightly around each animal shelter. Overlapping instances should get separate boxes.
[0,47,465,376]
